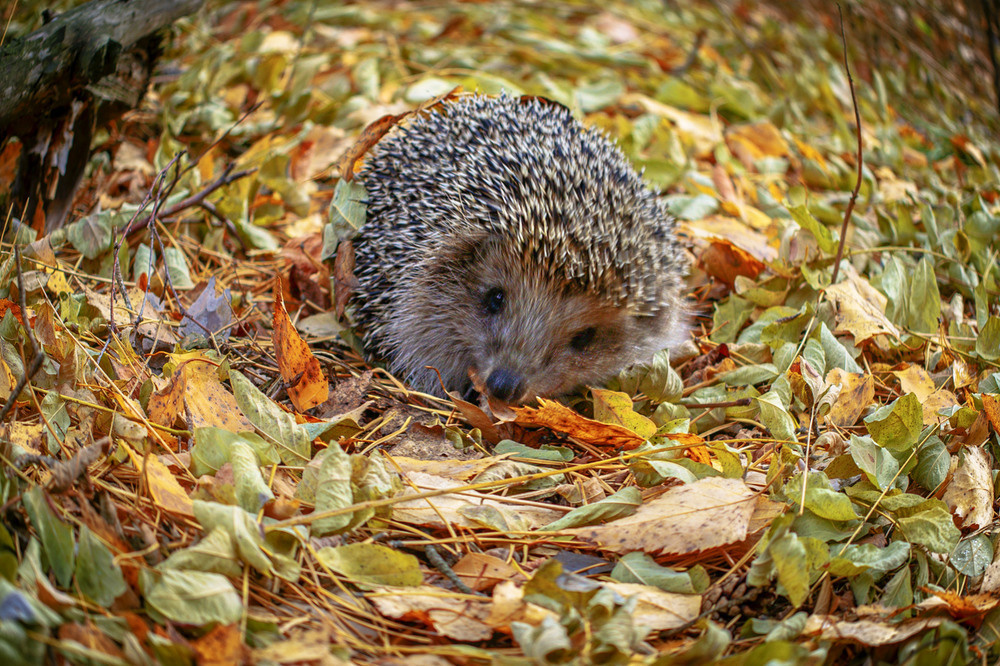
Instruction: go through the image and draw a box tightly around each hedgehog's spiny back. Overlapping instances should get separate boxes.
[351,94,687,399]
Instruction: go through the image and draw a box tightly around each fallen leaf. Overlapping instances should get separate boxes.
[570,477,759,555]
[272,284,329,411]
[941,446,994,529]
[367,585,493,641]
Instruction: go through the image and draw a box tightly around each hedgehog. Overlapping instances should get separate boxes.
[350,94,688,403]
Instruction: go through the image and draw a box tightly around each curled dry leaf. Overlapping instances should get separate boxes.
[825,271,901,344]
[366,585,493,641]
[272,285,329,412]
[804,615,947,646]
[514,397,703,451]
[941,446,994,529]
[824,369,875,428]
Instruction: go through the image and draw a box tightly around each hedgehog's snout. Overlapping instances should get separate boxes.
[484,367,527,403]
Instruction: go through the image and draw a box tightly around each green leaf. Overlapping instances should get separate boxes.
[191,427,280,476]
[849,434,901,490]
[310,445,355,537]
[710,296,753,343]
[75,527,128,606]
[783,473,859,521]
[864,392,922,451]
[22,488,75,588]
[316,543,422,586]
[662,193,719,220]
[611,350,684,403]
[494,439,573,462]
[540,487,641,531]
[611,552,708,593]
[816,322,862,373]
[912,436,950,492]
[828,541,909,577]
[66,210,116,259]
[770,532,809,607]
[142,569,243,626]
[789,202,837,254]
[976,316,1000,361]
[230,370,311,465]
[230,441,275,513]
[163,246,195,290]
[159,527,242,577]
[192,501,273,575]
[951,535,992,577]
[324,179,368,258]
[906,257,941,334]
[756,388,798,444]
[894,499,962,554]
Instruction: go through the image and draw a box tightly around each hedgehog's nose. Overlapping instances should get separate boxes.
[485,368,526,403]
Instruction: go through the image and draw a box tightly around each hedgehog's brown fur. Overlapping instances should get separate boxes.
[351,94,688,403]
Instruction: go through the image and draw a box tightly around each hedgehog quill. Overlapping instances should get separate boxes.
[350,94,688,403]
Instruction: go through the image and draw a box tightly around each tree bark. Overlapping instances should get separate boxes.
[0,0,204,135]
[1,0,204,231]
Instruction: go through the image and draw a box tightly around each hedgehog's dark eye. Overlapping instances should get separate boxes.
[483,287,505,315]
[570,327,597,351]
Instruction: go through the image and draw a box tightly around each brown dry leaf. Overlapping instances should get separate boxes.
[338,89,461,180]
[58,623,126,660]
[726,121,790,163]
[893,364,935,398]
[123,445,194,518]
[602,582,701,630]
[390,455,504,482]
[980,556,1000,593]
[825,273,901,344]
[941,446,994,529]
[486,580,557,631]
[5,422,44,455]
[804,615,946,645]
[514,398,703,451]
[699,238,767,286]
[685,214,778,263]
[147,359,254,433]
[620,92,723,155]
[893,364,958,425]
[923,589,1000,616]
[393,471,565,529]
[982,393,1000,434]
[824,369,875,428]
[83,286,178,349]
[191,623,243,666]
[272,286,329,412]
[570,477,758,555]
[252,629,354,665]
[367,585,493,641]
[452,553,524,592]
[289,124,350,182]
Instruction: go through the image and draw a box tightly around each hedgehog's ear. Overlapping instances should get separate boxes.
[432,232,492,275]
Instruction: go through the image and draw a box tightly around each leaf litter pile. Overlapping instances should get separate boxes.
[2,0,1000,664]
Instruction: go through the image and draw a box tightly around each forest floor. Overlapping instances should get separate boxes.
[1,0,1000,664]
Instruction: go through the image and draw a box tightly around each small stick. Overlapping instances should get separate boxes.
[829,4,864,286]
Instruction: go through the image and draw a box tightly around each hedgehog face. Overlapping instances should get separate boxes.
[450,240,654,403]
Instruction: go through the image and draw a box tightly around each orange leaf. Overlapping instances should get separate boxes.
[514,398,703,451]
[147,359,254,432]
[124,445,194,518]
[272,286,329,412]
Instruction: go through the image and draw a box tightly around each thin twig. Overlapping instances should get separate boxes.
[829,4,863,286]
